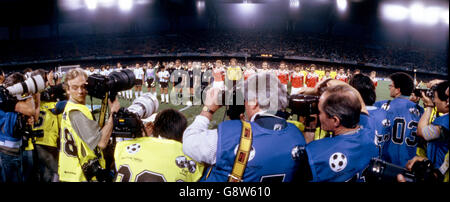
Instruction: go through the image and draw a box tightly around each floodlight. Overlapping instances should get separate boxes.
[381,4,409,22]
[85,0,98,10]
[119,0,133,11]
[337,0,347,12]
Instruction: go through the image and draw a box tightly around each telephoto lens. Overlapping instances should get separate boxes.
[6,74,46,97]
[127,93,159,119]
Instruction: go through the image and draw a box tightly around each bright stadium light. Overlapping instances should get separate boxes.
[85,0,98,10]
[410,2,426,25]
[381,4,409,22]
[441,9,449,25]
[118,0,133,11]
[421,7,442,26]
[61,0,84,11]
[337,0,347,12]
[290,0,300,9]
[98,0,116,8]
[197,0,205,13]
[238,0,256,16]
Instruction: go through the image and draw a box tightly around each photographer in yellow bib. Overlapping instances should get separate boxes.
[114,108,204,182]
[58,68,120,182]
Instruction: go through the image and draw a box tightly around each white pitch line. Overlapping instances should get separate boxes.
[179,105,192,112]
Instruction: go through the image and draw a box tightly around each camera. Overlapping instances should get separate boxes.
[113,93,159,138]
[81,158,111,182]
[86,69,135,101]
[218,86,245,120]
[40,83,67,102]
[362,158,440,182]
[413,85,436,99]
[0,75,46,112]
[288,94,320,117]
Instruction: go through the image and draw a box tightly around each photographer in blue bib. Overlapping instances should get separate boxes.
[183,72,307,182]
[0,72,45,182]
[397,81,449,182]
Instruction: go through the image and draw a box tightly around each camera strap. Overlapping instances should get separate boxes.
[228,120,252,182]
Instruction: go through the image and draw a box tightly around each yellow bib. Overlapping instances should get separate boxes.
[34,101,59,148]
[226,67,243,81]
[114,137,204,182]
[58,101,105,182]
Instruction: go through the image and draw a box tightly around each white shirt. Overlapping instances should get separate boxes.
[134,68,145,80]
[158,70,170,82]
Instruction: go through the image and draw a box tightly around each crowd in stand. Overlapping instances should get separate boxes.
[0,31,447,74]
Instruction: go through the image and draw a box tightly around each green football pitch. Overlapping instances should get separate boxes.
[86,79,393,127]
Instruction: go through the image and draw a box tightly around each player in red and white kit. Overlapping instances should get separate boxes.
[290,65,305,95]
[212,60,226,90]
[243,62,256,81]
[258,61,272,74]
[277,61,290,91]
[370,70,378,88]
[305,64,319,88]
[335,68,348,83]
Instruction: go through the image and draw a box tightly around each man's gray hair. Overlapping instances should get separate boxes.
[243,72,288,113]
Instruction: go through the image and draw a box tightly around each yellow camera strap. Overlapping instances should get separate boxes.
[228,120,252,182]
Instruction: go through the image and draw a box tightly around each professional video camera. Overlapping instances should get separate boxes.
[112,93,159,138]
[0,75,46,112]
[86,69,136,101]
[362,158,441,182]
[40,83,67,102]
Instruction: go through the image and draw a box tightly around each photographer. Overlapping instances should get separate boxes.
[58,68,120,182]
[114,109,204,182]
[398,81,449,182]
[0,72,36,182]
[183,72,306,182]
[373,72,422,167]
[349,74,388,157]
[299,82,378,182]
[31,69,66,182]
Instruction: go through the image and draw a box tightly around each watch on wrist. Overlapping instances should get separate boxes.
[202,106,215,114]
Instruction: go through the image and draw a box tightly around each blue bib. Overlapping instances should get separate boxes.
[202,119,306,182]
[377,98,422,167]
[427,114,449,169]
[306,127,379,182]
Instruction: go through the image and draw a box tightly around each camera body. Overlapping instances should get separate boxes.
[113,108,144,138]
[362,158,439,182]
[81,158,111,182]
[40,83,67,102]
[113,93,159,138]
[413,86,436,99]
[86,69,135,101]
[218,86,245,120]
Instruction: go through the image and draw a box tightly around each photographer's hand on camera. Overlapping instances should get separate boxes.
[421,91,434,108]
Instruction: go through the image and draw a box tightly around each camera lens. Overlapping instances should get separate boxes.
[6,74,45,96]
[127,93,159,119]
[108,69,136,93]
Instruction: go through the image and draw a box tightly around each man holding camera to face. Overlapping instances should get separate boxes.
[58,68,120,182]
[183,72,306,182]
[0,72,40,182]
[293,80,379,182]
[397,81,449,182]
